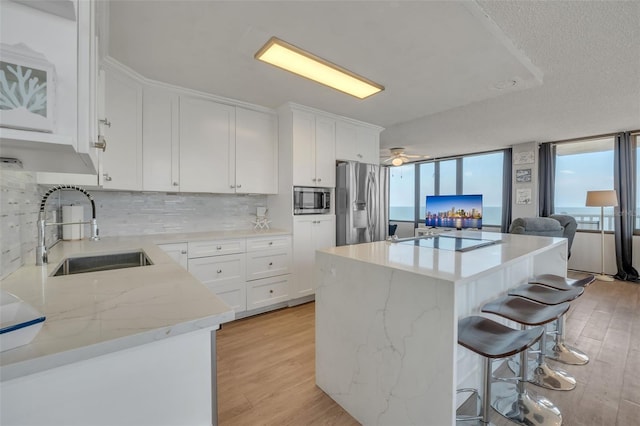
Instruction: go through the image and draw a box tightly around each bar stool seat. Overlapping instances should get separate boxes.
[458,316,544,358]
[527,274,595,365]
[457,316,549,425]
[509,284,584,305]
[482,296,576,392]
[529,274,595,291]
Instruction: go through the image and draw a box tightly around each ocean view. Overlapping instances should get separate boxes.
[390,206,617,229]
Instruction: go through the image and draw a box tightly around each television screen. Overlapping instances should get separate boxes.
[425,194,483,230]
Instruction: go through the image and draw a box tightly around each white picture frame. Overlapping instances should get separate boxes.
[515,168,532,183]
[516,188,533,205]
[0,43,56,133]
[513,151,535,165]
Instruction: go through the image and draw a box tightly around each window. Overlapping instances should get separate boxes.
[389,164,415,221]
[418,162,435,221]
[554,137,615,231]
[389,150,506,227]
[439,160,457,195]
[463,152,504,226]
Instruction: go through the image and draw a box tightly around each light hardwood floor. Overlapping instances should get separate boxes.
[217,275,640,425]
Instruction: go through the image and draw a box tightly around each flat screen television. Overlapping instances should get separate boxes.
[425,194,483,230]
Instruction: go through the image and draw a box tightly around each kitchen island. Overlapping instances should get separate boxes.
[315,231,567,426]
[0,229,287,426]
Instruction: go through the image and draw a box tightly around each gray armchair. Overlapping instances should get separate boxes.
[509,215,577,258]
[549,214,578,258]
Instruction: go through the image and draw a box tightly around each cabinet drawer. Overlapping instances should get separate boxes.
[247,275,290,310]
[188,254,245,286]
[188,239,246,258]
[158,243,188,269]
[246,236,291,252]
[246,249,291,281]
[205,282,246,313]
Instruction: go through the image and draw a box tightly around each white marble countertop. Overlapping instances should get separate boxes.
[320,230,567,284]
[0,228,289,381]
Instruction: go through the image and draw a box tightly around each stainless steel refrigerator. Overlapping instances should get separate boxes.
[336,161,389,246]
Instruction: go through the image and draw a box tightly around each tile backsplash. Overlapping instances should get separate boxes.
[0,170,41,278]
[0,169,268,278]
[59,190,268,236]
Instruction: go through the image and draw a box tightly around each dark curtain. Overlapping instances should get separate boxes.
[613,132,639,281]
[501,148,512,233]
[538,143,556,217]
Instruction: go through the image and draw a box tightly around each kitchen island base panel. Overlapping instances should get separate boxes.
[1,327,218,426]
[315,235,567,425]
[316,254,456,426]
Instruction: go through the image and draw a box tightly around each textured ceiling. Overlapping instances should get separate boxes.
[107,1,640,161]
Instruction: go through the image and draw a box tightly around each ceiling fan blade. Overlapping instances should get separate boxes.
[382,157,393,163]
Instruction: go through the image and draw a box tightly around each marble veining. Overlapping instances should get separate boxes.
[316,233,567,425]
[0,229,286,381]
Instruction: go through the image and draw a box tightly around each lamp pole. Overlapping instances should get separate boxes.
[586,189,617,282]
[597,205,613,281]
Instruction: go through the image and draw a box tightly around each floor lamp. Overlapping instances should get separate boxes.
[585,190,618,282]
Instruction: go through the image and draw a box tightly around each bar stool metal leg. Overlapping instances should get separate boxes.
[530,324,576,391]
[492,344,562,426]
[547,316,589,365]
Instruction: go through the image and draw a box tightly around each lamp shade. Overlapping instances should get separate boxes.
[585,190,618,207]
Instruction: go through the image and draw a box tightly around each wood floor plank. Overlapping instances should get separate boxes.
[216,275,639,426]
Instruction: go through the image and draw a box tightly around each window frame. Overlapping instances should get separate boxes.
[388,149,507,229]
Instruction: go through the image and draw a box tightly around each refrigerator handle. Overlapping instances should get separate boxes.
[366,171,376,240]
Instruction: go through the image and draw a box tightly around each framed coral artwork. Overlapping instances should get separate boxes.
[0,43,56,133]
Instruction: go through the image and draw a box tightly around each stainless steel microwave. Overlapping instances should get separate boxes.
[293,187,331,214]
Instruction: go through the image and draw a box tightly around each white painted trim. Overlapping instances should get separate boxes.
[283,101,384,132]
[101,56,276,115]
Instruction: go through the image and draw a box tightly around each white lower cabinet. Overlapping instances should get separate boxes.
[293,215,336,298]
[181,235,292,316]
[245,236,292,310]
[158,243,188,269]
[188,251,246,313]
[247,275,291,310]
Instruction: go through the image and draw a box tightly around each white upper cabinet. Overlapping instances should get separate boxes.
[179,96,235,193]
[0,0,100,174]
[101,68,142,190]
[335,120,381,165]
[292,110,336,187]
[235,107,278,194]
[142,87,179,192]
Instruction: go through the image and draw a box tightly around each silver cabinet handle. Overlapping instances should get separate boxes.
[269,241,273,245]
[99,118,111,128]
[93,135,107,152]
[312,178,317,182]
[216,246,222,250]
[180,250,187,254]
[103,173,112,182]
[217,269,222,274]
[230,185,235,189]
[269,289,274,294]
[172,182,179,186]
[357,153,363,159]
[236,184,242,189]
[268,262,273,266]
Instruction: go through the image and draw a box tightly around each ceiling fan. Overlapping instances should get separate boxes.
[382,147,429,166]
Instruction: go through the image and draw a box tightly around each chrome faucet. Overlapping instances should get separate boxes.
[36,185,99,265]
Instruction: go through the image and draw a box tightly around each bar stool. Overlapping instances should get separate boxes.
[482,296,576,394]
[528,274,595,365]
[529,274,595,291]
[457,316,547,425]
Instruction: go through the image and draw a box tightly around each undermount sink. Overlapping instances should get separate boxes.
[52,250,153,276]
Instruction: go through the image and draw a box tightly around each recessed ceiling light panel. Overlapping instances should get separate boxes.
[255,37,384,99]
